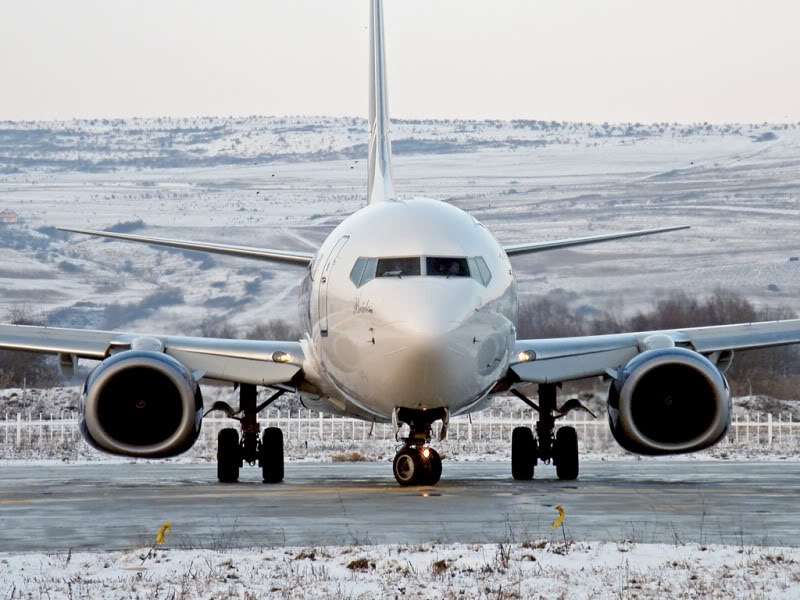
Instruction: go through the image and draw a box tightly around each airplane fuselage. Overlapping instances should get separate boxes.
[297,197,518,421]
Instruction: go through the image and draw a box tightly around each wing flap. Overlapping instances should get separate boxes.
[512,319,800,384]
[677,320,800,353]
[0,324,305,387]
[0,324,114,359]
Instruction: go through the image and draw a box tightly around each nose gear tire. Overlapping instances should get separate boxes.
[425,448,442,485]
[393,448,422,486]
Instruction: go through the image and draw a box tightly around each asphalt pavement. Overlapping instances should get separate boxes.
[1,460,799,552]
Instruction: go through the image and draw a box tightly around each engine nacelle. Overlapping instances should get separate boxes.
[607,347,731,455]
[79,350,203,458]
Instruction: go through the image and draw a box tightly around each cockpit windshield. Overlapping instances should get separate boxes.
[426,257,469,277]
[350,255,491,288]
[376,257,422,278]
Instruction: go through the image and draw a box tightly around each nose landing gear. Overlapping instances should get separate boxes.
[392,408,446,486]
[393,445,442,486]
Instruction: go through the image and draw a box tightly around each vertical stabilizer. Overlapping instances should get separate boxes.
[368,0,395,204]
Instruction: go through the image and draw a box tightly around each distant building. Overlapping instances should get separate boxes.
[0,209,19,225]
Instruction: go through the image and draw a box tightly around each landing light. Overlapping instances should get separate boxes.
[517,350,536,363]
[422,448,431,459]
[272,351,293,364]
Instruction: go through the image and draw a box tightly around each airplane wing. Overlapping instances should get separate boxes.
[510,319,800,384]
[58,227,314,267]
[0,324,304,387]
[503,225,689,257]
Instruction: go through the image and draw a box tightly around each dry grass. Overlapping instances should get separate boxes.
[331,451,370,463]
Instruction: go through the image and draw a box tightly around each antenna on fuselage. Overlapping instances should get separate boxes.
[367,0,396,204]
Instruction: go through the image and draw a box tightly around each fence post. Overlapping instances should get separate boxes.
[16,413,21,447]
[768,413,773,448]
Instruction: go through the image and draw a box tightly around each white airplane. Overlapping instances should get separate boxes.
[2,0,800,487]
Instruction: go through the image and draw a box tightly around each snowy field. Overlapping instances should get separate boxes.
[3,540,800,599]
[1,117,799,335]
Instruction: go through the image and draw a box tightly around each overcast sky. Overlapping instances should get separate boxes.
[1,0,798,123]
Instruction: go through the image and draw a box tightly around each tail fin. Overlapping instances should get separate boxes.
[367,0,395,204]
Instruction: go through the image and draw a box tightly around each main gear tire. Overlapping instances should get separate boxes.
[511,426,535,480]
[554,426,579,480]
[217,428,241,483]
[260,427,284,483]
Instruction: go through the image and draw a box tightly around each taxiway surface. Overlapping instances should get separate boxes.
[1,461,798,552]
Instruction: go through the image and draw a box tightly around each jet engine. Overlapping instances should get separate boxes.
[79,350,203,458]
[607,347,731,455]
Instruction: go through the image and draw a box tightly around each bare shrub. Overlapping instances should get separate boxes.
[0,306,59,387]
[198,318,301,342]
[517,292,584,339]
[199,319,239,339]
[246,319,301,341]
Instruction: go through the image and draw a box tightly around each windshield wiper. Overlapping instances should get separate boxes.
[381,270,403,278]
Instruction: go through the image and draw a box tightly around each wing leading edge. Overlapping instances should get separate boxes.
[503,225,690,257]
[58,227,314,267]
[511,319,800,384]
[0,324,304,387]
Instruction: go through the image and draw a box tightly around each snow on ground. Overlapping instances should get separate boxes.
[2,539,800,599]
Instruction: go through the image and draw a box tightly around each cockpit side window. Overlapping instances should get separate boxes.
[426,257,470,278]
[350,257,367,287]
[467,257,482,284]
[350,257,378,288]
[474,256,492,286]
[376,257,421,278]
[362,258,378,285]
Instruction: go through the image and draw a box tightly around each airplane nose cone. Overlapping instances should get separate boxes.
[377,281,493,409]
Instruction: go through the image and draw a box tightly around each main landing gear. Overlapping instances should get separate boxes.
[392,408,446,486]
[510,384,591,481]
[208,384,285,484]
